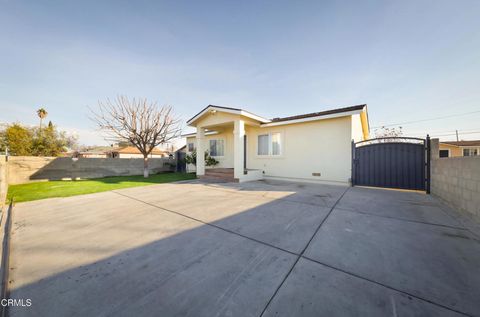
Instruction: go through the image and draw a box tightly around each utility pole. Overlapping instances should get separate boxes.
[456,130,459,141]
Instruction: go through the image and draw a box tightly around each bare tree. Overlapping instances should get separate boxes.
[90,96,182,177]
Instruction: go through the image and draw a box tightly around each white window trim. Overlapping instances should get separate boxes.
[209,138,226,158]
[462,147,478,157]
[256,132,284,158]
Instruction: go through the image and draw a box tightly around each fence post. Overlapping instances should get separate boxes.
[426,135,431,194]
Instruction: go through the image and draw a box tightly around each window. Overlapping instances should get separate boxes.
[271,133,281,155]
[257,134,269,155]
[188,143,195,152]
[463,148,478,157]
[257,132,282,156]
[439,150,449,158]
[209,139,224,157]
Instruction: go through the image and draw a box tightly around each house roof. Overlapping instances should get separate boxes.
[187,104,368,128]
[440,140,480,147]
[114,146,166,155]
[187,105,271,125]
[269,104,366,123]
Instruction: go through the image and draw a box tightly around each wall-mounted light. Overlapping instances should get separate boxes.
[210,109,217,114]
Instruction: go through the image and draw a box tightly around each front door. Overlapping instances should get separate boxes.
[243,135,247,171]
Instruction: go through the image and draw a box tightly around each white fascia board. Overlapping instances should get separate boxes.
[260,110,362,127]
[181,131,219,138]
[187,106,270,125]
[238,110,271,123]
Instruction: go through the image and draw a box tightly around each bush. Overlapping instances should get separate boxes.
[185,150,219,167]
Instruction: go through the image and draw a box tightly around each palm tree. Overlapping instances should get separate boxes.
[37,108,48,130]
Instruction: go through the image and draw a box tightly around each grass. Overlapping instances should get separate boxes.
[7,172,196,203]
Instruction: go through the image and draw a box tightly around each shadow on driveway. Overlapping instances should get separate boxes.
[7,181,480,317]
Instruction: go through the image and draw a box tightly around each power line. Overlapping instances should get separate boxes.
[401,128,480,136]
[403,131,480,138]
[371,109,480,128]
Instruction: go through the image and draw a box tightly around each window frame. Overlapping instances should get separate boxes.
[256,132,284,157]
[209,138,225,157]
[187,142,195,152]
[439,149,449,158]
[463,148,479,157]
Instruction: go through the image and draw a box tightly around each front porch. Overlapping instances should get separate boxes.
[198,168,263,183]
[188,107,265,183]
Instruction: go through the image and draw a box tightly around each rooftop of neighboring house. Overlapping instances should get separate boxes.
[112,146,167,155]
[440,140,480,147]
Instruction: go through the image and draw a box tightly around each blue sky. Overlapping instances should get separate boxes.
[1,0,479,145]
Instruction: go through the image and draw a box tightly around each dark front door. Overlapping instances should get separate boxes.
[353,138,427,190]
[243,135,247,170]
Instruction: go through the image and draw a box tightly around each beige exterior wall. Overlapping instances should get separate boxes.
[188,112,359,184]
[246,116,352,184]
[351,114,365,143]
[439,144,462,157]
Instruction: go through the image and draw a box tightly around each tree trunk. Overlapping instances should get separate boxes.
[143,155,149,178]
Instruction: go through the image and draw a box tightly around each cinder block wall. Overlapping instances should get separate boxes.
[7,156,177,185]
[0,155,7,209]
[430,139,480,218]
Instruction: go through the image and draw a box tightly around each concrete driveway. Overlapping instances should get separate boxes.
[7,180,480,317]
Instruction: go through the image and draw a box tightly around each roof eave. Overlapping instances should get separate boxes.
[260,108,366,127]
[186,105,270,126]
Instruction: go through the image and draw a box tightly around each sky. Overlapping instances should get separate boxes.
[1,0,479,146]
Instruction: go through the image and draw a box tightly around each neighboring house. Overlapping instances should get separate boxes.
[64,151,108,158]
[439,140,480,158]
[184,104,369,184]
[77,151,108,158]
[107,146,168,158]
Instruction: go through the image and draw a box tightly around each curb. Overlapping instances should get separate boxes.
[0,202,13,317]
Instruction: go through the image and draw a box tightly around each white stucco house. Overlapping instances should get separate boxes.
[183,104,370,185]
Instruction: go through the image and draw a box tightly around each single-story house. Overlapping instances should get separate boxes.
[65,151,108,158]
[107,146,169,158]
[183,104,370,184]
[439,140,480,158]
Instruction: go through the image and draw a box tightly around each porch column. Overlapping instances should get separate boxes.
[233,120,245,180]
[196,127,205,176]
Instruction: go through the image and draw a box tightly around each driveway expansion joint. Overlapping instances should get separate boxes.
[335,206,470,231]
[301,256,474,317]
[259,186,350,317]
[112,190,300,257]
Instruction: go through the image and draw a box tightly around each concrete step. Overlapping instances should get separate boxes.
[205,171,234,178]
[205,168,234,174]
[199,175,238,183]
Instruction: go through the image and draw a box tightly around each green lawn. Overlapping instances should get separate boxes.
[7,172,196,203]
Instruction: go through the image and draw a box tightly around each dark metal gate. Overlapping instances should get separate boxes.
[352,137,430,192]
[175,151,186,173]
